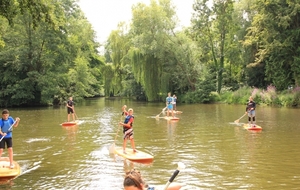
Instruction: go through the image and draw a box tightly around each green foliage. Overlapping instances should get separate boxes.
[192,0,236,93]
[244,0,300,90]
[181,74,216,103]
[127,0,179,101]
[0,0,103,106]
[0,0,55,27]
[220,85,300,107]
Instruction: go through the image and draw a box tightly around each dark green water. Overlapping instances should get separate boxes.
[1,98,299,189]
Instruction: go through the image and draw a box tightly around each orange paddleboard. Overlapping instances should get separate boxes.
[61,120,83,126]
[243,124,262,131]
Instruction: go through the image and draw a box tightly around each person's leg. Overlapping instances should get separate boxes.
[67,113,70,122]
[0,139,5,159]
[7,139,14,168]
[123,138,127,153]
[130,137,136,152]
[0,148,3,158]
[250,111,256,126]
[72,113,75,121]
[8,147,13,167]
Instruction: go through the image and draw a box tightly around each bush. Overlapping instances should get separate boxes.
[218,84,300,107]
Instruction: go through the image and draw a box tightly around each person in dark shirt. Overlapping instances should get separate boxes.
[66,97,75,122]
[245,96,256,127]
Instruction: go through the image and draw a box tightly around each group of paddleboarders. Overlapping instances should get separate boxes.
[166,92,177,118]
[120,92,178,154]
[122,92,182,190]
[0,109,20,169]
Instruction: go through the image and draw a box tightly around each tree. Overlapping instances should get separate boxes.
[0,0,103,106]
[104,22,131,97]
[192,0,236,93]
[244,0,300,90]
[0,0,55,27]
[128,0,178,101]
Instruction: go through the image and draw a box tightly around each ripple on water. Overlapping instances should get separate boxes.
[25,138,51,143]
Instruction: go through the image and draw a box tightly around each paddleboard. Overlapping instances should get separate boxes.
[243,124,262,131]
[164,116,180,121]
[0,157,21,178]
[166,110,183,114]
[114,147,154,162]
[61,120,83,126]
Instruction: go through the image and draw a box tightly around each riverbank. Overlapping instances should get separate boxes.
[218,85,300,107]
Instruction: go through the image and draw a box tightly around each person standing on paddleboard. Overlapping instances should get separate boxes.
[66,97,75,122]
[0,109,20,169]
[119,108,136,154]
[172,94,177,111]
[245,96,256,127]
[166,92,174,118]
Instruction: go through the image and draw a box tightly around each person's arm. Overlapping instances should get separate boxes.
[119,118,133,128]
[0,125,4,136]
[13,117,20,127]
[66,101,71,108]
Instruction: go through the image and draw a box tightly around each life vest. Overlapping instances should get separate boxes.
[246,101,256,111]
[124,115,134,127]
[67,100,74,107]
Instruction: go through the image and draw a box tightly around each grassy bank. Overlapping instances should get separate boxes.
[219,85,300,107]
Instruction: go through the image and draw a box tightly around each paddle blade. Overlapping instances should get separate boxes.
[109,143,115,154]
[177,162,186,170]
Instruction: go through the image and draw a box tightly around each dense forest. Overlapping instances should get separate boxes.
[1,0,300,107]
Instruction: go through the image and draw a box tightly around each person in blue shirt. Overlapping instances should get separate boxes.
[166,92,174,117]
[0,109,20,169]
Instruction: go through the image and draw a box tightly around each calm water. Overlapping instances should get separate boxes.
[1,98,300,189]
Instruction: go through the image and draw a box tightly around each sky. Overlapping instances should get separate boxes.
[77,0,195,45]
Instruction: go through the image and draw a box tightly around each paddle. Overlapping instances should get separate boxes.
[109,116,123,153]
[163,162,185,190]
[72,107,79,120]
[234,113,247,123]
[155,107,167,118]
[0,120,17,142]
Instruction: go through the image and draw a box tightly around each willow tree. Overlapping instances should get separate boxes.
[244,0,300,90]
[192,0,236,93]
[129,0,178,101]
[105,22,131,96]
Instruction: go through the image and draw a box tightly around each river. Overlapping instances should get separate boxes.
[1,97,299,189]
